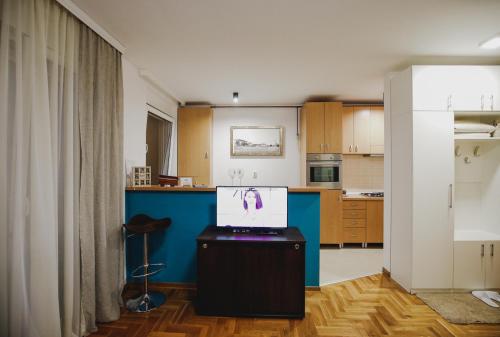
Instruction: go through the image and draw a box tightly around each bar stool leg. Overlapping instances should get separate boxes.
[126,233,166,312]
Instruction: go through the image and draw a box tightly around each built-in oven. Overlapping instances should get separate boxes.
[306,153,342,189]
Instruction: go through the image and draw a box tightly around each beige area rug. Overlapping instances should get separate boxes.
[416,292,500,324]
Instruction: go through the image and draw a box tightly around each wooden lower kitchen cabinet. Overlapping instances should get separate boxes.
[320,190,343,244]
[366,200,384,243]
[341,199,383,246]
[343,200,367,245]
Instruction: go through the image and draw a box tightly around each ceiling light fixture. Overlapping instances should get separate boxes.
[479,33,500,49]
[233,92,239,104]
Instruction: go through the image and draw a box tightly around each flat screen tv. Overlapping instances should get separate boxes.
[216,186,288,229]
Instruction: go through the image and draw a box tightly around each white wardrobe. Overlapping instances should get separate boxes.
[385,65,500,293]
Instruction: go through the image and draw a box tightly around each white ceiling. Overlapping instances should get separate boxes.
[72,0,500,105]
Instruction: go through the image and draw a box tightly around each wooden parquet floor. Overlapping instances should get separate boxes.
[89,274,500,337]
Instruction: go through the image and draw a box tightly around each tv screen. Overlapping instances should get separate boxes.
[216,186,288,229]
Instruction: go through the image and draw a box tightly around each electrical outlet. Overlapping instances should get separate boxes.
[253,171,258,179]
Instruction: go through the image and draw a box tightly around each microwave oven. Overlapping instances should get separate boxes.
[306,153,342,189]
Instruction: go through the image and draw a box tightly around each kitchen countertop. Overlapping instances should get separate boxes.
[125,185,326,193]
[342,195,384,201]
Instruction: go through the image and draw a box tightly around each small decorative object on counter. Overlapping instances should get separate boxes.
[158,175,178,187]
[132,166,151,186]
[179,177,193,187]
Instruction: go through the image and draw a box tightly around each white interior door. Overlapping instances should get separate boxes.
[453,241,485,289]
[412,109,454,289]
[485,241,500,289]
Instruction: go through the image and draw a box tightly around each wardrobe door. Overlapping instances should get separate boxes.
[453,241,485,289]
[412,109,454,289]
[485,242,500,289]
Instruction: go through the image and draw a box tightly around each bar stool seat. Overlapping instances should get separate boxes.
[124,214,171,313]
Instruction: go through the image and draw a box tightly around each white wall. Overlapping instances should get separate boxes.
[123,57,148,170]
[212,107,300,186]
[122,57,179,181]
[383,73,394,272]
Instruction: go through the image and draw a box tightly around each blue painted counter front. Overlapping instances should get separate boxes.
[125,190,320,286]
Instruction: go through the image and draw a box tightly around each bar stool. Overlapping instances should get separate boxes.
[124,214,171,312]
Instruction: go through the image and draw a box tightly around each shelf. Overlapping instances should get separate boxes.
[454,230,500,242]
[454,135,500,141]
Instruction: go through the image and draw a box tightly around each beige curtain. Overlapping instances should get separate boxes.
[78,24,124,335]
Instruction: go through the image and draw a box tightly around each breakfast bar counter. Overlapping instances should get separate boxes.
[126,186,327,193]
[125,186,321,286]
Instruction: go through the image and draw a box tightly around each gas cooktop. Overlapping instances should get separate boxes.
[360,192,384,197]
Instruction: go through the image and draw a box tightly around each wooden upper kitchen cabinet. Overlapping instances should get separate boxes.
[177,106,212,185]
[324,103,343,153]
[369,106,384,154]
[320,190,343,244]
[366,200,384,243]
[304,102,325,153]
[303,102,342,154]
[342,105,384,155]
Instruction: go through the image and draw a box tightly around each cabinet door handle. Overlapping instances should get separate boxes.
[355,145,358,152]
[491,244,495,257]
[320,143,323,151]
[349,145,352,152]
[204,152,208,159]
[447,95,453,111]
[490,94,494,111]
[448,184,453,208]
[294,244,300,250]
[481,244,485,257]
[202,243,208,249]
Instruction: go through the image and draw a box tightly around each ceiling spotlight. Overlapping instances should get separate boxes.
[479,33,500,49]
[233,92,239,104]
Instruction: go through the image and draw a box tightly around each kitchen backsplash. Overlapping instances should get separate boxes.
[343,155,384,191]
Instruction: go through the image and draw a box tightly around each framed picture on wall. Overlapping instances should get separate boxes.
[230,126,284,157]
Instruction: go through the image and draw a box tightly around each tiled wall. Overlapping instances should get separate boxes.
[343,155,384,191]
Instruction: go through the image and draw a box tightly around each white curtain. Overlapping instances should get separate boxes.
[0,0,78,336]
[159,119,173,175]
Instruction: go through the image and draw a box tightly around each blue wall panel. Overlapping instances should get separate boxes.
[125,191,320,286]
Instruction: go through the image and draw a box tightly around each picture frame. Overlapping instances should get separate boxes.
[230,126,284,157]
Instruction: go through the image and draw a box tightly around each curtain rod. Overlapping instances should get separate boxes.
[147,103,175,119]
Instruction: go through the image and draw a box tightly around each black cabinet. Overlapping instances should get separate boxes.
[196,226,305,318]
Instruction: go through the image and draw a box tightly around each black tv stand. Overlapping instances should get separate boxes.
[196,225,305,318]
